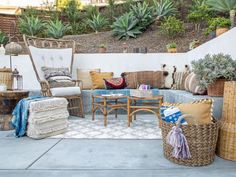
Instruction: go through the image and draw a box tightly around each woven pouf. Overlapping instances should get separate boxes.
[217,81,236,161]
[27,97,69,139]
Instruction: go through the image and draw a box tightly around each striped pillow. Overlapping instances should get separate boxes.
[184,72,206,95]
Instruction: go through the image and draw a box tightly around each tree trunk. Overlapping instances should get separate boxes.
[230,10,235,28]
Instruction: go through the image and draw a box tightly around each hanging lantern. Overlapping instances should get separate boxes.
[5,42,22,56]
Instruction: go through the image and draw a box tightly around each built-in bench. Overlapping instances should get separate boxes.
[29,89,223,119]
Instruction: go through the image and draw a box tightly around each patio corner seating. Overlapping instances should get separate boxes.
[23,35,84,117]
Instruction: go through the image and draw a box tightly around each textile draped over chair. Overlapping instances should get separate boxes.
[23,35,84,117]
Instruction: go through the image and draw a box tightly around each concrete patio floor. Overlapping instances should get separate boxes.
[0,116,236,177]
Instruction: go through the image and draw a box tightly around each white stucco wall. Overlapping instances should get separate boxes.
[0,27,235,90]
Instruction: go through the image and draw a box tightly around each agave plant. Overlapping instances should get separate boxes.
[19,16,45,36]
[206,0,236,27]
[87,14,108,33]
[46,19,69,39]
[130,2,154,30]
[153,0,178,20]
[0,30,8,45]
[111,12,142,40]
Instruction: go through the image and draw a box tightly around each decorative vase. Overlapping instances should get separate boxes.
[0,44,5,55]
[207,78,227,97]
[216,28,229,37]
[167,48,177,53]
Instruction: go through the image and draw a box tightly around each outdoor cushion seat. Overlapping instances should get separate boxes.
[50,87,81,97]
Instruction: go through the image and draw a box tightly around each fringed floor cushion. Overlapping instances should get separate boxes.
[27,97,69,139]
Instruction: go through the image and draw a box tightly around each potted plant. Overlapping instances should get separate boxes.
[191,53,236,96]
[189,39,200,50]
[98,44,107,53]
[166,42,177,53]
[205,17,231,37]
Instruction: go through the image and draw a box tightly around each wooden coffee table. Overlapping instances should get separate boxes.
[0,90,29,130]
[92,95,128,126]
[127,95,163,127]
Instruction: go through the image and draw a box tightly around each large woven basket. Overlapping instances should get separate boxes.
[160,117,219,166]
[207,79,226,97]
[0,68,12,90]
[217,81,236,161]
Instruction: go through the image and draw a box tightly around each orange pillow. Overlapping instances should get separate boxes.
[163,99,213,125]
[90,71,113,89]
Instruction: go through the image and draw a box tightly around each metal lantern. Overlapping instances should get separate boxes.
[12,68,23,90]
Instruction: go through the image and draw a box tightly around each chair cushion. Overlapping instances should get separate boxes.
[77,68,100,89]
[90,71,113,89]
[50,87,81,96]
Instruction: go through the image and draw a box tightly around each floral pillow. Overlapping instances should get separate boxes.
[104,77,126,89]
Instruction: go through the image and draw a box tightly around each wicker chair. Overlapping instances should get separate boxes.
[23,35,84,117]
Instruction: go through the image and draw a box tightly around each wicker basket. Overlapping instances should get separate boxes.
[160,116,219,166]
[217,81,236,161]
[0,68,12,90]
[207,79,226,97]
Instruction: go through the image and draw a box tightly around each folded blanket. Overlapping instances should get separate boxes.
[11,96,50,137]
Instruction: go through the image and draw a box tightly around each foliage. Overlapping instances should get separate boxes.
[56,0,82,10]
[99,43,107,48]
[87,14,108,33]
[46,19,69,38]
[153,0,178,20]
[63,0,81,24]
[130,2,154,30]
[107,0,116,20]
[85,5,99,20]
[111,12,142,40]
[160,16,184,38]
[205,17,231,35]
[189,39,200,50]
[206,0,236,12]
[191,53,236,88]
[22,6,40,17]
[0,30,8,45]
[166,42,177,49]
[187,0,212,31]
[19,16,45,36]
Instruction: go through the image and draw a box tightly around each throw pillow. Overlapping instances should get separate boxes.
[90,71,113,89]
[161,64,175,89]
[184,72,206,95]
[172,71,190,90]
[42,67,71,80]
[77,68,100,89]
[162,99,213,125]
[160,106,187,124]
[104,77,126,89]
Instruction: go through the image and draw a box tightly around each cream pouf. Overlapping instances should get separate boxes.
[27,97,69,139]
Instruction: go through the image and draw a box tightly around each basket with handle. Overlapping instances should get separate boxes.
[160,114,219,166]
[0,68,12,90]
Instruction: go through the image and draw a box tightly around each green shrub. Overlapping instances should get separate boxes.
[87,13,108,33]
[130,2,154,30]
[63,0,81,24]
[46,19,69,38]
[111,12,142,40]
[19,16,45,36]
[166,42,177,49]
[0,30,8,45]
[85,5,99,20]
[153,0,178,20]
[191,53,236,89]
[205,17,231,35]
[68,22,89,35]
[160,16,184,38]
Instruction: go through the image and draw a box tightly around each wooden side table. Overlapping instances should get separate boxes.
[0,90,29,131]
[92,95,127,126]
[127,96,163,127]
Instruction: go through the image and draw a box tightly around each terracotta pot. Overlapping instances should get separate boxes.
[98,47,107,53]
[167,48,177,53]
[207,79,227,97]
[216,28,229,37]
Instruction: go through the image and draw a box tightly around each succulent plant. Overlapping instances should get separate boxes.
[191,53,236,89]
[87,13,108,33]
[0,30,8,45]
[46,19,69,39]
[153,0,178,20]
[111,12,142,40]
[166,42,177,49]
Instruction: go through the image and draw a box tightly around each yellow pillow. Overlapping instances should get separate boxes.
[163,99,213,125]
[90,71,113,89]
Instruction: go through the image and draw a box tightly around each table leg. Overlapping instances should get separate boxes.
[92,96,95,121]
[127,97,131,127]
[134,100,136,121]
[115,99,118,118]
[104,98,108,127]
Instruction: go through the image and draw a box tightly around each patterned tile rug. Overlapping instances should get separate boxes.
[51,115,162,139]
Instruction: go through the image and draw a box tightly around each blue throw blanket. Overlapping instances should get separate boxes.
[11,96,49,137]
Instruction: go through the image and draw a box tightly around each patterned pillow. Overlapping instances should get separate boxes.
[172,71,190,90]
[42,67,71,80]
[160,106,187,124]
[104,77,126,89]
[184,72,206,95]
[161,64,175,89]
[162,99,213,125]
